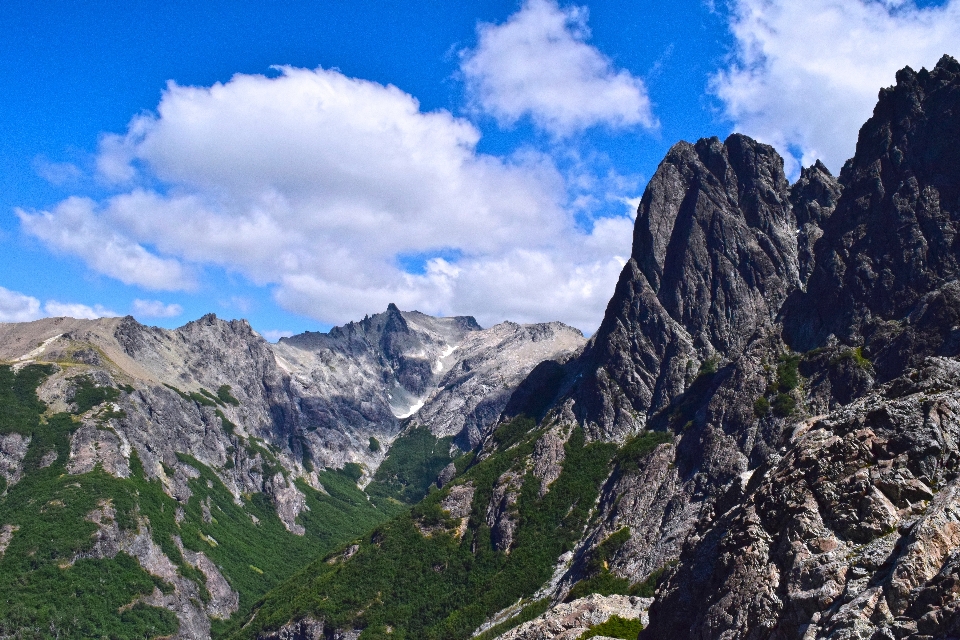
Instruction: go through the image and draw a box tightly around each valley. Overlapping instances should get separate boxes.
[3,55,960,640]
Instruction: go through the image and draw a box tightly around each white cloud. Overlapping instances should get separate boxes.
[17,197,195,291]
[460,0,656,136]
[0,286,118,322]
[713,0,960,174]
[20,66,635,332]
[0,287,42,322]
[132,299,183,318]
[44,301,119,320]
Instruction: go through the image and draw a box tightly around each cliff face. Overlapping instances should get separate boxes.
[485,55,960,640]
[557,134,799,442]
[784,55,960,379]
[639,54,960,640]
[506,134,814,612]
[647,358,960,640]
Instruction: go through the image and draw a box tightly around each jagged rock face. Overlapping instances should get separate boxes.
[632,134,798,354]
[644,357,960,640]
[76,500,238,639]
[790,160,842,286]
[784,55,960,381]
[0,432,30,487]
[499,136,825,619]
[274,307,583,461]
[565,134,799,441]
[495,594,651,640]
[412,321,584,449]
[560,441,690,594]
[0,306,579,500]
[272,305,481,469]
[486,468,525,553]
[516,58,960,640]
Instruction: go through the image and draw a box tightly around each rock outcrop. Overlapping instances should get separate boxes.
[524,134,813,608]
[495,594,650,640]
[645,357,960,639]
[513,55,960,640]
[554,133,799,442]
[783,55,960,381]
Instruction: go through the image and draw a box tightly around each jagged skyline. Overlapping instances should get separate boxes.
[2,0,959,338]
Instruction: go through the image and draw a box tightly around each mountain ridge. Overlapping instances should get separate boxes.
[3,55,960,640]
[237,54,960,640]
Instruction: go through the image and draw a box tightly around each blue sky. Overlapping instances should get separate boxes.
[2,0,958,338]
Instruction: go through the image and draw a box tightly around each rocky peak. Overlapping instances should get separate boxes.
[790,160,840,228]
[790,160,842,285]
[634,134,797,354]
[783,54,960,379]
[558,133,800,439]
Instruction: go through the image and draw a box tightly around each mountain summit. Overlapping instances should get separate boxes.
[241,55,960,640]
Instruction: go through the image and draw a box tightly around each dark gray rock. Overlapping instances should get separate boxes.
[644,357,960,640]
[789,160,842,286]
[557,134,799,442]
[784,55,960,383]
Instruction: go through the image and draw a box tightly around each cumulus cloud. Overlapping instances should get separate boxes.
[460,0,655,136]
[17,197,195,291]
[713,0,960,174]
[44,301,119,320]
[0,287,42,322]
[131,299,183,318]
[20,66,635,332]
[0,286,117,322]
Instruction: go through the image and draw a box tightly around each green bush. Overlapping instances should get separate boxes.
[215,409,237,437]
[217,384,241,406]
[630,564,671,597]
[473,599,550,640]
[369,437,381,453]
[753,396,770,418]
[776,354,801,392]
[567,571,631,601]
[772,393,797,417]
[341,462,364,482]
[832,346,872,371]
[698,357,718,376]
[615,431,672,472]
[577,615,643,639]
[71,375,121,414]
[585,527,630,574]
[492,415,536,449]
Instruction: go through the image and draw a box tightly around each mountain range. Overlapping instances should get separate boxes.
[2,55,960,640]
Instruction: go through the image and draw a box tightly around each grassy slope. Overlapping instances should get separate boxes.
[0,364,402,639]
[0,364,178,638]
[234,418,620,640]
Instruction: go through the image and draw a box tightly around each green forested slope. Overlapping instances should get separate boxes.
[0,364,401,638]
[232,418,623,640]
